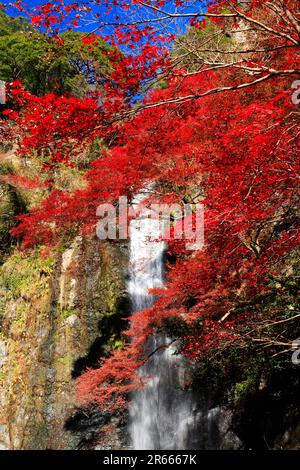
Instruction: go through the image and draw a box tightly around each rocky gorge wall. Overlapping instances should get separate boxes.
[0,235,129,449]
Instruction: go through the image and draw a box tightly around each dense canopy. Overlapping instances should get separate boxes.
[0,0,299,413]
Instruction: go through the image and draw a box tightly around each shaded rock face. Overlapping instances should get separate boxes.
[65,408,129,450]
[192,363,300,451]
[230,368,300,450]
[195,406,242,450]
[0,236,129,450]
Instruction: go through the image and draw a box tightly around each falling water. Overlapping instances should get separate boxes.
[128,188,200,450]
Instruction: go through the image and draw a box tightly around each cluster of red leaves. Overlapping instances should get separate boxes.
[4,81,101,168]
[2,0,299,410]
[76,72,299,409]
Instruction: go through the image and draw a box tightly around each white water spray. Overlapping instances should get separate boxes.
[128,188,199,450]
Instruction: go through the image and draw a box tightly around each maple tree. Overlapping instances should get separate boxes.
[0,0,299,411]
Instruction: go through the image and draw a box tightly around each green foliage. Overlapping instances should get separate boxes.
[0,12,112,96]
[110,338,125,351]
[230,378,256,402]
[83,138,107,167]
[57,355,73,367]
[60,308,78,320]
[0,249,54,299]
[0,12,32,36]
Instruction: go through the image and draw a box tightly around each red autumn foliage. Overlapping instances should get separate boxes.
[2,0,299,410]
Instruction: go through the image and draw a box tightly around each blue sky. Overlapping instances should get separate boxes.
[2,1,208,35]
[2,0,108,33]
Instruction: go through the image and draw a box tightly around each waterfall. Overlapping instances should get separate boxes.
[128,188,200,450]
